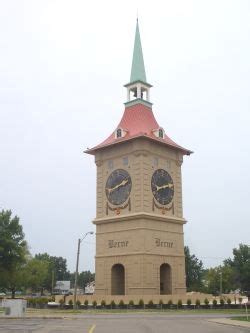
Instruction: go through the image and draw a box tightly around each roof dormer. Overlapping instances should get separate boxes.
[115,127,127,139]
[153,127,165,139]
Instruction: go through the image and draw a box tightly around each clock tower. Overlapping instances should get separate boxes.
[85,20,192,296]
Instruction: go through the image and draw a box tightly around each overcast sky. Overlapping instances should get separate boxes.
[0,0,249,273]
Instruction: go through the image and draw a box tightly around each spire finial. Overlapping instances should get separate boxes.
[130,19,147,83]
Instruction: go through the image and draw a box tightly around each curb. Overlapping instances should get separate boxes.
[208,318,250,329]
[0,316,73,320]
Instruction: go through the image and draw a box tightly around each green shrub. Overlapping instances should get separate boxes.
[101,300,106,307]
[177,299,182,308]
[212,299,217,306]
[68,299,73,306]
[36,298,43,305]
[119,299,124,307]
[167,299,173,305]
[159,299,164,305]
[92,300,97,307]
[110,300,116,308]
[128,300,134,306]
[138,299,144,307]
[148,300,154,307]
[204,298,209,306]
[28,298,35,306]
[195,299,200,306]
[227,298,231,305]
[76,300,81,307]
[59,299,64,307]
[220,298,225,306]
[37,297,48,305]
[187,299,192,306]
[84,299,88,306]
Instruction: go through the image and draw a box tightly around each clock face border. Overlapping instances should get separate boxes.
[151,169,174,205]
[105,169,132,206]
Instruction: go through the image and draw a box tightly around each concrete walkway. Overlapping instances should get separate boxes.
[208,318,250,329]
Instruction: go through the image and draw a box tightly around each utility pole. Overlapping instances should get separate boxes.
[73,231,94,310]
[219,271,222,296]
[73,238,81,308]
[51,270,54,296]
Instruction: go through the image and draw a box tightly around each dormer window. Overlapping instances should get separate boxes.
[153,128,165,139]
[159,128,164,138]
[115,127,127,139]
[117,128,122,138]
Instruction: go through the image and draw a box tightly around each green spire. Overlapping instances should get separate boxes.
[130,20,147,83]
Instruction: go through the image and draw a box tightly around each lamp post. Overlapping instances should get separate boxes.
[73,231,94,309]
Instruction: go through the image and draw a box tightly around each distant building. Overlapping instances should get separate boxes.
[54,281,70,294]
[85,281,95,295]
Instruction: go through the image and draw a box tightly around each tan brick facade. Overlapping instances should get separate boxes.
[93,137,187,295]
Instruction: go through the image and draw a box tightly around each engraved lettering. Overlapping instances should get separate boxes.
[108,240,129,248]
[155,238,173,248]
[155,238,160,247]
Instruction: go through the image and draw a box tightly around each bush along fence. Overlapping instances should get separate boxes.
[50,298,247,310]
[24,295,247,310]
[27,297,52,308]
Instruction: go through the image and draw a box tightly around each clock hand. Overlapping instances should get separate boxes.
[107,179,129,194]
[156,183,173,191]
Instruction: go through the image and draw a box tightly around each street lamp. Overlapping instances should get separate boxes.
[73,231,94,309]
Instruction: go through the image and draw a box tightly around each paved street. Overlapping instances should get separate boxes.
[0,314,249,333]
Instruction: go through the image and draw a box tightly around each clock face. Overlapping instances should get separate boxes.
[105,169,132,206]
[151,169,174,205]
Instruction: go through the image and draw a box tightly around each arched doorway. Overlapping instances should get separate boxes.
[160,263,171,295]
[111,264,125,295]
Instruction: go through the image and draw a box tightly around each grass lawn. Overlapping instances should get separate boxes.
[231,316,250,322]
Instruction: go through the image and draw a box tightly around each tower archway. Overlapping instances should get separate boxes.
[160,263,172,295]
[111,264,125,295]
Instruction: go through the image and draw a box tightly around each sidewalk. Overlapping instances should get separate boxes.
[208,318,250,329]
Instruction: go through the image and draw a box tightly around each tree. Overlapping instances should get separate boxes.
[35,253,70,292]
[23,258,49,295]
[79,271,95,289]
[224,244,250,292]
[184,246,204,291]
[0,210,28,297]
[203,265,235,295]
[68,270,95,290]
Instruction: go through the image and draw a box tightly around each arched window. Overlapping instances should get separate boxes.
[160,263,172,295]
[111,264,125,295]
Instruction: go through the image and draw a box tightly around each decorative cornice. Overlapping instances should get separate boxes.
[124,80,153,88]
[93,212,187,225]
[96,252,186,258]
[124,99,153,108]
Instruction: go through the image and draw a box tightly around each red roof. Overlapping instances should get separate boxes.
[86,103,192,155]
